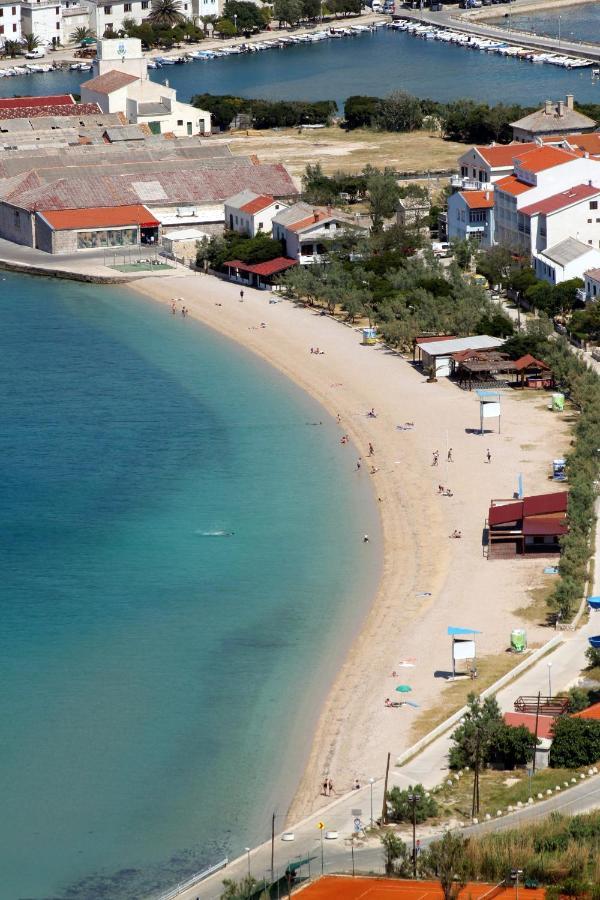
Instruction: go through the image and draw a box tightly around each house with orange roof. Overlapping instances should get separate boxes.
[447,188,495,247]
[272,201,367,265]
[224,190,289,238]
[455,142,537,189]
[573,701,600,720]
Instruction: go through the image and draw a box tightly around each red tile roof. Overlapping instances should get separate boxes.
[0,94,74,109]
[488,492,568,527]
[224,257,298,277]
[513,354,551,371]
[521,183,600,217]
[460,190,494,210]
[0,103,102,121]
[240,194,275,214]
[475,142,536,166]
[82,70,139,94]
[495,174,533,197]
[504,712,557,739]
[542,132,600,156]
[38,205,158,230]
[488,501,523,527]
[573,702,600,720]
[515,145,579,173]
[288,210,333,232]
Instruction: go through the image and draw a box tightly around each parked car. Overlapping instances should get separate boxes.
[432,241,451,258]
[25,48,46,59]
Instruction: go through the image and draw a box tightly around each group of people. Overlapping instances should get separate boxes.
[170,300,188,317]
[321,778,334,796]
[437,484,453,497]
[310,347,325,355]
[449,529,462,539]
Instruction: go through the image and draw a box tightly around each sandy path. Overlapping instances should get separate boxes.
[130,270,569,823]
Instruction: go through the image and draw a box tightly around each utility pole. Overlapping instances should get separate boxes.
[381,752,391,824]
[532,691,541,774]
[271,811,276,884]
[407,792,417,878]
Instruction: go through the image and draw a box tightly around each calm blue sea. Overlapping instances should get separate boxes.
[490,2,600,44]
[0,272,380,900]
[1,26,600,108]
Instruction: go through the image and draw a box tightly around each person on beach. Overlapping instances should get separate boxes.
[367,408,376,418]
[171,301,176,315]
[354,779,360,790]
[239,289,244,301]
[447,448,453,462]
[368,442,374,456]
[327,778,333,796]
[432,450,439,466]
[450,529,462,539]
[336,414,341,424]
[322,779,328,796]
[486,448,492,464]
[370,466,379,475]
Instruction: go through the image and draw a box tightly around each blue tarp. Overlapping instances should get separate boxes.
[588,597,600,610]
[447,626,482,635]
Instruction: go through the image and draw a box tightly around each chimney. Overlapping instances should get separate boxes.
[545,99,553,115]
[313,209,318,221]
[566,94,574,110]
[558,100,565,117]
[589,179,593,186]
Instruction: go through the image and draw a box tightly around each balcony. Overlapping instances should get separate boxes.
[450,175,484,191]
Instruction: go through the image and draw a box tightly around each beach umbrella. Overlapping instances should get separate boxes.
[395,685,412,694]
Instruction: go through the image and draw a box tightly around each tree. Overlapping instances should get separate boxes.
[364,166,400,234]
[387,784,438,824]
[302,0,322,18]
[586,645,600,670]
[344,95,381,130]
[449,693,502,816]
[381,832,410,876]
[71,25,96,45]
[422,831,468,900]
[549,716,600,768]
[147,0,184,28]
[220,875,260,899]
[22,33,41,52]
[450,237,472,271]
[374,91,423,133]
[487,723,536,769]
[273,0,303,26]
[214,17,238,36]
[223,0,266,32]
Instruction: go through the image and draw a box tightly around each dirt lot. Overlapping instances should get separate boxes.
[207,126,467,183]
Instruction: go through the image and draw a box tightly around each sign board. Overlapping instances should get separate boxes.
[453,639,476,661]
[482,402,501,418]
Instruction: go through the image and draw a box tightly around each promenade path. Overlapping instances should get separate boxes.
[164,499,600,898]
[399,6,600,61]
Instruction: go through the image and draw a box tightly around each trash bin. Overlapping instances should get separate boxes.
[511,629,527,652]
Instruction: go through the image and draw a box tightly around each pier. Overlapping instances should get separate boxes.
[397,5,600,62]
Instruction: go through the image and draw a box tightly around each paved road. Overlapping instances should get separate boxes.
[399,7,600,61]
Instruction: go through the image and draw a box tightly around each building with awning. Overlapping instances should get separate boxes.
[36,205,160,254]
[223,257,298,289]
[487,491,568,559]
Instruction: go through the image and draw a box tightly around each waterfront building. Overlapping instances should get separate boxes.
[272,202,366,265]
[447,189,494,248]
[224,191,289,237]
[487,491,568,558]
[81,38,211,136]
[0,0,22,46]
[534,237,600,286]
[62,2,92,43]
[510,95,596,142]
[21,0,62,45]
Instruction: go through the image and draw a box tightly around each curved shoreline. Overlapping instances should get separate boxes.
[128,271,565,829]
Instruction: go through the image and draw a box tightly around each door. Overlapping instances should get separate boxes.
[187,122,193,135]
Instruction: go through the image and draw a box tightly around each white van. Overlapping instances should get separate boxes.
[25,48,46,58]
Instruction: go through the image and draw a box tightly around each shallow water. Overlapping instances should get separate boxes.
[0,273,380,899]
[490,3,600,45]
[1,27,600,108]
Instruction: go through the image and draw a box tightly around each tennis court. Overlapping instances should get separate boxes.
[296,875,546,899]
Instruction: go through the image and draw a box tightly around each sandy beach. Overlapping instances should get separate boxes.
[130,269,570,824]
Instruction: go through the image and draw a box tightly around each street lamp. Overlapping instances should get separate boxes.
[245,847,251,876]
[547,662,553,698]
[369,778,375,827]
[407,792,418,878]
[510,867,524,900]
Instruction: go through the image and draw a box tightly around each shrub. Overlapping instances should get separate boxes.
[549,716,600,768]
[387,784,438,824]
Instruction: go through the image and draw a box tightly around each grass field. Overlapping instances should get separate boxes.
[221,127,468,179]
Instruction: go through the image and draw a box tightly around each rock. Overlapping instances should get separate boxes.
[496,810,502,817]
[537,793,543,799]
[546,789,552,795]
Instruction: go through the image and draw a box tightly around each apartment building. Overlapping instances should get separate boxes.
[0,1,22,45]
[85,0,216,36]
[21,0,62,44]
[447,189,495,248]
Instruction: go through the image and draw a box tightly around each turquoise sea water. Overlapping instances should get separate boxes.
[490,3,600,44]
[0,273,380,899]
[1,27,600,108]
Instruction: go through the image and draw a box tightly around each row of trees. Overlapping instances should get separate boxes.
[1,33,45,57]
[191,93,337,130]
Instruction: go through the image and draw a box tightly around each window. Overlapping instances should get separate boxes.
[13,21,16,29]
[124,2,131,9]
[590,201,598,210]
[589,240,593,245]
[12,5,16,11]
[0,10,4,16]
[258,222,263,229]
[104,5,111,12]
[588,219,592,224]
[142,1,148,7]
[14,209,20,226]
[177,119,183,126]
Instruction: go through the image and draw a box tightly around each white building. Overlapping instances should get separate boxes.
[224,190,288,237]
[272,202,365,265]
[584,267,600,301]
[447,189,495,248]
[454,142,536,190]
[81,38,211,136]
[419,335,505,379]
[62,3,92,43]
[520,183,600,256]
[534,237,600,286]
[21,0,62,45]
[0,1,22,46]
[493,145,600,250]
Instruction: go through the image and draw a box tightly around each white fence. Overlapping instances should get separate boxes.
[155,859,228,900]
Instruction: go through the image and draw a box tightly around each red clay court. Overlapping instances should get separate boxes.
[296,876,547,899]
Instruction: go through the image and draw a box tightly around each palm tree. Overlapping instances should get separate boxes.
[147,0,184,28]
[22,33,41,53]
[2,39,22,58]
[71,26,96,45]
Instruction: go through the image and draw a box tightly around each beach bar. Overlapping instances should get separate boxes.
[417,335,505,379]
[223,257,297,290]
[487,491,568,559]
